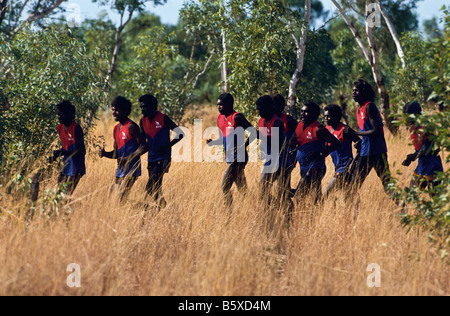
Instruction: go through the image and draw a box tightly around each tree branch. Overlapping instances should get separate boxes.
[376,0,406,68]
[286,0,311,118]
[331,0,372,65]
[0,0,8,28]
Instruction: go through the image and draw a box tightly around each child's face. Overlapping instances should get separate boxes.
[300,106,315,125]
[140,102,157,118]
[352,85,364,104]
[217,99,232,115]
[324,110,339,127]
[257,104,271,119]
[112,106,126,122]
[58,110,72,125]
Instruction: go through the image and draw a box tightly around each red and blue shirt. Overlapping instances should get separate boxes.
[218,111,248,164]
[327,123,353,174]
[114,119,141,178]
[57,122,86,176]
[259,115,285,168]
[357,102,387,157]
[142,112,171,163]
[410,125,443,176]
[296,121,326,177]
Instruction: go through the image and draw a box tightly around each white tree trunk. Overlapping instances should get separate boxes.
[221,28,228,93]
[286,0,311,119]
[331,0,372,64]
[376,0,406,68]
[365,0,396,134]
[332,0,397,134]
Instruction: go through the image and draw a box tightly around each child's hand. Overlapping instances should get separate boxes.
[402,158,412,167]
[402,154,416,166]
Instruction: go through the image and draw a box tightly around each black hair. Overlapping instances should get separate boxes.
[56,100,76,121]
[256,95,275,111]
[273,94,286,112]
[303,101,321,121]
[139,94,158,108]
[217,93,234,107]
[353,78,376,102]
[324,104,342,121]
[111,96,132,117]
[403,101,422,115]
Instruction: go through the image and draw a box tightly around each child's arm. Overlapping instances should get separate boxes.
[355,103,383,137]
[74,125,86,157]
[164,115,185,149]
[315,125,341,159]
[343,125,362,153]
[99,131,117,160]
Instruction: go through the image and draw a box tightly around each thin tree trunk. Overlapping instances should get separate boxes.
[332,0,397,135]
[331,0,372,64]
[86,8,134,132]
[221,28,228,93]
[376,0,406,69]
[220,0,228,93]
[103,9,134,92]
[285,0,311,119]
[365,0,397,134]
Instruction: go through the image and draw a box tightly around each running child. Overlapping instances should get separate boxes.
[50,100,86,195]
[257,95,287,206]
[323,104,361,197]
[402,101,443,191]
[99,96,143,202]
[273,94,298,198]
[207,93,255,208]
[350,79,392,194]
[139,94,184,210]
[294,102,340,203]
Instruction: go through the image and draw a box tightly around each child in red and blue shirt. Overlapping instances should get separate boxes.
[323,104,361,196]
[402,101,443,190]
[294,102,340,203]
[99,96,143,202]
[138,94,184,210]
[52,100,86,195]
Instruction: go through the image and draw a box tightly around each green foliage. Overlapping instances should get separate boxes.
[118,26,210,122]
[0,26,107,169]
[390,32,432,106]
[219,0,337,119]
[392,110,450,260]
[390,6,450,260]
[226,0,296,118]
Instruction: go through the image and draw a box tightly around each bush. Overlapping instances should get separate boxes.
[0,25,107,172]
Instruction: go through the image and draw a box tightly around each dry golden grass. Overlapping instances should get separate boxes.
[0,105,448,296]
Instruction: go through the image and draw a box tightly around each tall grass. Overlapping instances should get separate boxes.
[0,106,448,296]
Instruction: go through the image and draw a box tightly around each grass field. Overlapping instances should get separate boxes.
[0,105,448,296]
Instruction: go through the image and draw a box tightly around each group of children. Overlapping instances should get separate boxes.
[51,78,444,216]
